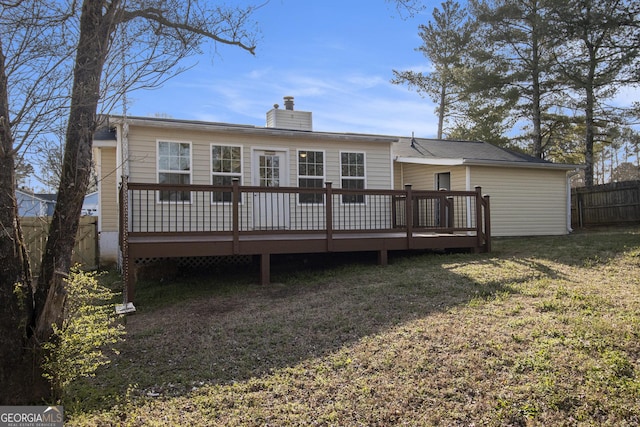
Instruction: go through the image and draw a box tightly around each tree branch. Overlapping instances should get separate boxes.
[119,5,258,55]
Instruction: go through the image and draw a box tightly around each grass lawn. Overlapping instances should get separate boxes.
[67,228,640,426]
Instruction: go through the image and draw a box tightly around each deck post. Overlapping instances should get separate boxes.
[260,253,270,285]
[446,196,454,231]
[475,186,484,253]
[405,184,413,249]
[483,194,491,252]
[232,178,240,254]
[325,182,333,251]
[438,188,448,229]
[378,249,388,266]
[119,177,135,304]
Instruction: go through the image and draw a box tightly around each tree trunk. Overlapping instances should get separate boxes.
[530,5,543,159]
[583,39,597,188]
[35,0,118,341]
[437,80,446,140]
[0,39,44,404]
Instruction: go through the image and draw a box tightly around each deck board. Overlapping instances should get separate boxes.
[126,231,479,259]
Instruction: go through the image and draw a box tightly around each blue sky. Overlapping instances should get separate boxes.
[123,0,639,139]
[126,1,440,137]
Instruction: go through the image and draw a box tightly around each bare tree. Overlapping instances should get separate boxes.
[0,0,76,401]
[386,0,426,17]
[1,0,260,403]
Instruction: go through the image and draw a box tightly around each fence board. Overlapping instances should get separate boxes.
[571,180,640,227]
[20,216,98,272]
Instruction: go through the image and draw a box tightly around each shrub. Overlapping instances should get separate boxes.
[42,267,126,399]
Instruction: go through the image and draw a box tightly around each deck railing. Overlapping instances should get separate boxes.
[119,180,490,244]
[118,180,490,302]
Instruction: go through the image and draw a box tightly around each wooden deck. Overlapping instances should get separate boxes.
[119,181,490,303]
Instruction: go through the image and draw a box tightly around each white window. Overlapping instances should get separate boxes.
[211,145,242,203]
[158,140,191,202]
[340,151,365,204]
[298,150,325,204]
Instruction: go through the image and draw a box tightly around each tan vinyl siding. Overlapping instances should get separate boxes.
[126,125,392,189]
[395,164,467,191]
[393,163,403,189]
[99,147,118,232]
[469,166,568,236]
[124,124,393,232]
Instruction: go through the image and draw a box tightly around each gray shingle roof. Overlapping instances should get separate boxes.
[393,137,576,169]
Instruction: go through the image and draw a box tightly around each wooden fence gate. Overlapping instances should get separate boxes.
[21,216,99,272]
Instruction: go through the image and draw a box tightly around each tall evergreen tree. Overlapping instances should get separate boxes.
[549,0,640,186]
[392,0,477,139]
[471,0,566,158]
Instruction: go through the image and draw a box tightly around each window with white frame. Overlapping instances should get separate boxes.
[211,145,242,203]
[340,152,365,203]
[298,150,324,204]
[158,140,191,202]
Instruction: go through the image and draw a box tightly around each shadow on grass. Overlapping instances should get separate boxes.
[66,227,639,416]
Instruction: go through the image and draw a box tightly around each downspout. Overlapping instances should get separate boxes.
[566,169,581,233]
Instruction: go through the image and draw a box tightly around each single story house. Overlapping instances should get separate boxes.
[17,190,57,217]
[93,97,578,301]
[17,190,99,218]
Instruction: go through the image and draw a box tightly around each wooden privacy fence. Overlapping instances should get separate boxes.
[571,180,640,228]
[21,216,99,271]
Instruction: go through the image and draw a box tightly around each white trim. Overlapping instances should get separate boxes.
[389,144,394,190]
[93,139,116,148]
[396,157,463,166]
